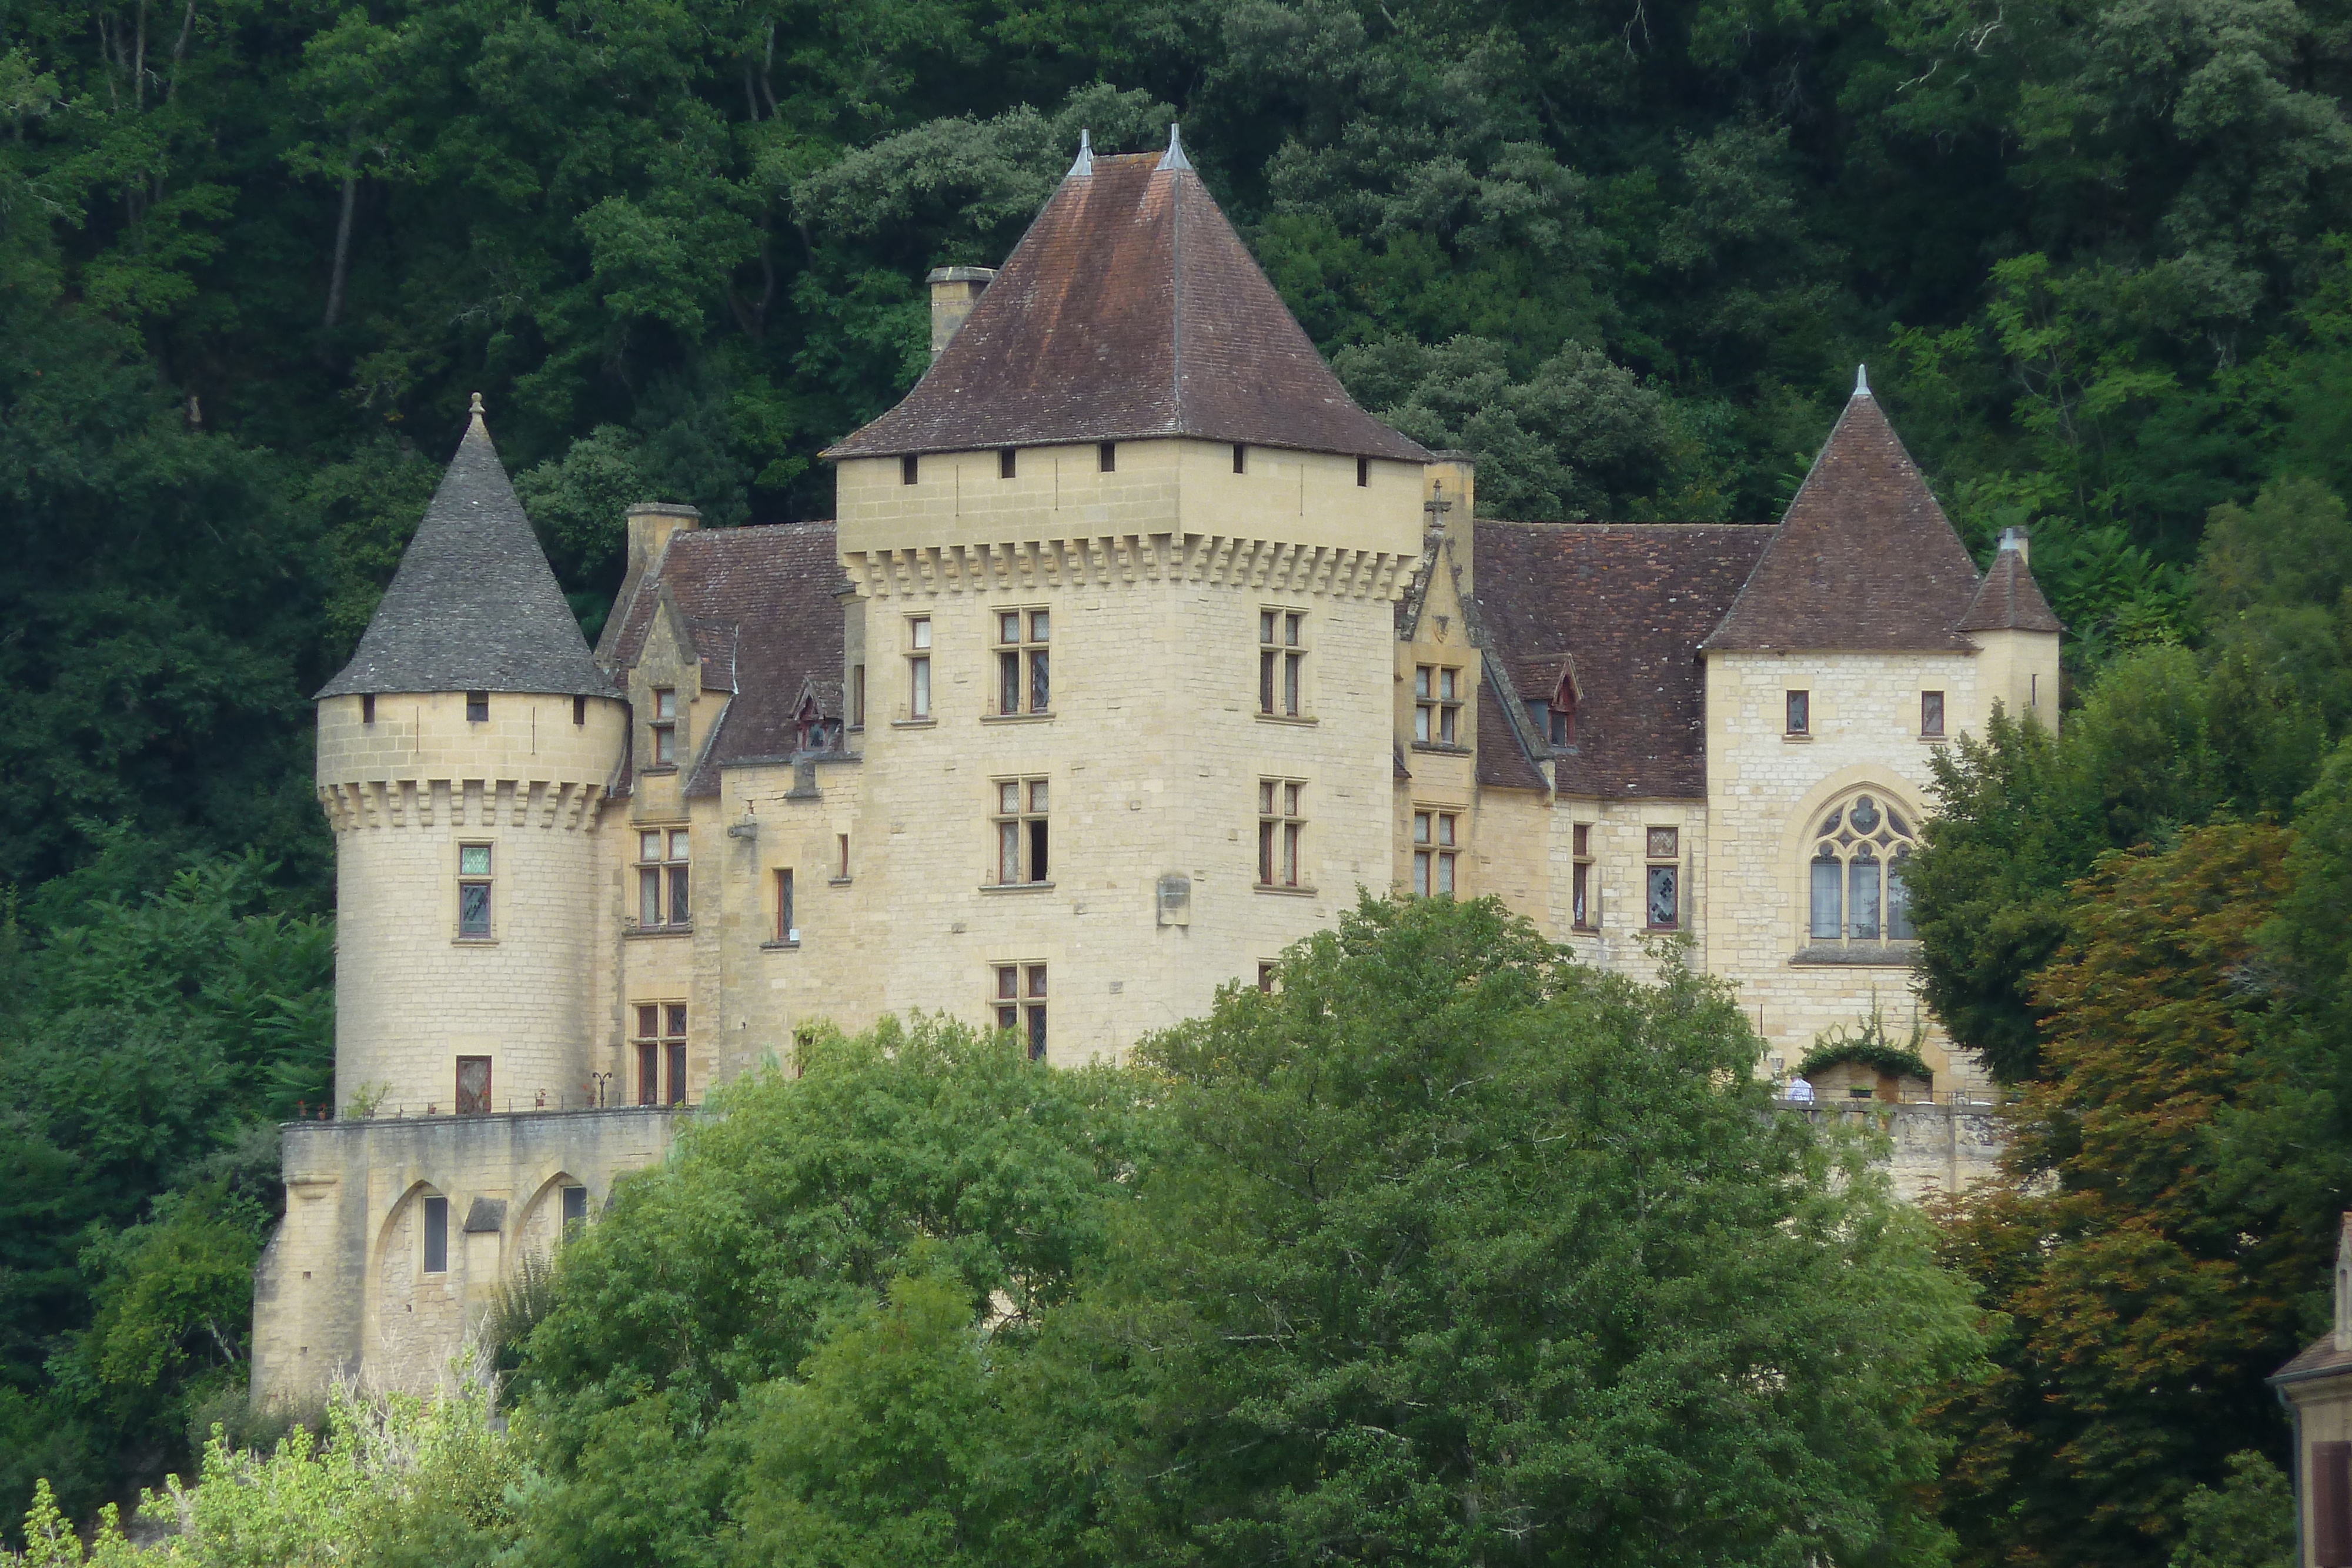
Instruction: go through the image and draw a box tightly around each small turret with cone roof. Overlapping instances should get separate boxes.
[313,396,629,1119]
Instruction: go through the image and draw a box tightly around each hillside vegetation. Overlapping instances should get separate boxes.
[4,0,2351,1556]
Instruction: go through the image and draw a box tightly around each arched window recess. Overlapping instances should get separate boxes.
[1802,790,1919,961]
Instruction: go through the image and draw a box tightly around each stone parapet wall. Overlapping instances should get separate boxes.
[250,1106,679,1410]
[1782,1099,2008,1202]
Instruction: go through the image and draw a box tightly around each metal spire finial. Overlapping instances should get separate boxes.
[1854,364,1871,397]
[1068,128,1094,178]
[1156,122,1192,173]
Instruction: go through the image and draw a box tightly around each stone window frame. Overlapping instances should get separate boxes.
[1920,690,1946,739]
[649,687,680,768]
[1411,805,1460,897]
[1258,777,1311,892]
[904,614,934,723]
[991,776,1051,888]
[420,1193,450,1276]
[990,606,1052,719]
[1571,821,1596,931]
[1259,606,1311,721]
[1785,689,1810,738]
[991,961,1048,1059]
[1645,825,1681,931]
[1798,787,1922,964]
[635,827,691,930]
[1413,664,1464,748]
[632,1001,687,1105]
[456,841,494,941]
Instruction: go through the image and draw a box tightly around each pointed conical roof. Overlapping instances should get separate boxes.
[1956,545,2064,632]
[823,147,1429,463]
[1703,387,1984,652]
[316,410,613,698]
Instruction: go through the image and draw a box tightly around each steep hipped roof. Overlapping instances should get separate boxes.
[823,146,1429,463]
[1956,546,2064,632]
[1703,389,1984,653]
[318,410,610,699]
[1479,521,1775,798]
[600,523,847,798]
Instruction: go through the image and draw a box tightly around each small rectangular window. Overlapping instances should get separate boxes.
[2316,1441,2352,1567]
[466,691,489,723]
[650,688,677,766]
[1646,825,1680,931]
[1357,456,1369,487]
[1921,690,1945,737]
[851,664,866,728]
[1411,809,1459,897]
[456,1055,492,1116]
[457,844,492,938]
[1259,608,1305,717]
[1414,665,1464,746]
[1232,443,1247,474]
[837,833,850,880]
[1786,690,1809,735]
[422,1195,448,1273]
[362,693,376,724]
[993,776,1050,885]
[1258,778,1307,888]
[992,963,1048,1059]
[573,694,587,726]
[632,1003,686,1105]
[907,617,932,720]
[560,1184,588,1239]
[636,828,690,928]
[901,454,919,485]
[1257,962,1277,994]
[776,868,796,942]
[995,607,1050,714]
[1098,442,1116,473]
[998,447,1017,479]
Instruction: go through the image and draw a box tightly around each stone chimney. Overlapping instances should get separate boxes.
[927,266,995,359]
[1999,525,2030,566]
[626,503,700,580]
[1423,450,1478,601]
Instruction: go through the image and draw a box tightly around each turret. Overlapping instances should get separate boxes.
[314,398,628,1115]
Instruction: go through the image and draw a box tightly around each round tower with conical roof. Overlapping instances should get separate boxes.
[315,400,627,1115]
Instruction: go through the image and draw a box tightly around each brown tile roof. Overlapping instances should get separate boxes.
[823,150,1428,463]
[1956,547,2064,632]
[1703,391,1984,652]
[1478,521,1775,798]
[2271,1333,2352,1386]
[601,524,847,798]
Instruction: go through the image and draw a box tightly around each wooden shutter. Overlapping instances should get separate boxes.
[2317,1440,2352,1566]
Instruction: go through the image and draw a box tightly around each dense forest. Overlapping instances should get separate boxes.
[4,0,2352,1557]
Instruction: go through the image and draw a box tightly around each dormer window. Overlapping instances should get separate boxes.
[794,694,824,753]
[1548,680,1576,747]
[650,688,677,766]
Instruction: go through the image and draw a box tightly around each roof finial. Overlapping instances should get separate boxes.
[1157,122,1192,173]
[1068,128,1094,178]
[1854,364,1871,397]
[469,391,486,417]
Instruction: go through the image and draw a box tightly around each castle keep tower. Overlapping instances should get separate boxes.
[313,401,628,1115]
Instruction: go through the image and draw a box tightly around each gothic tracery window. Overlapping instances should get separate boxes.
[1808,793,1917,949]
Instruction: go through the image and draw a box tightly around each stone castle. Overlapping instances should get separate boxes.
[249,131,2059,1406]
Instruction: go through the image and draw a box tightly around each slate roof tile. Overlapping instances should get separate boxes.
[318,413,612,699]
